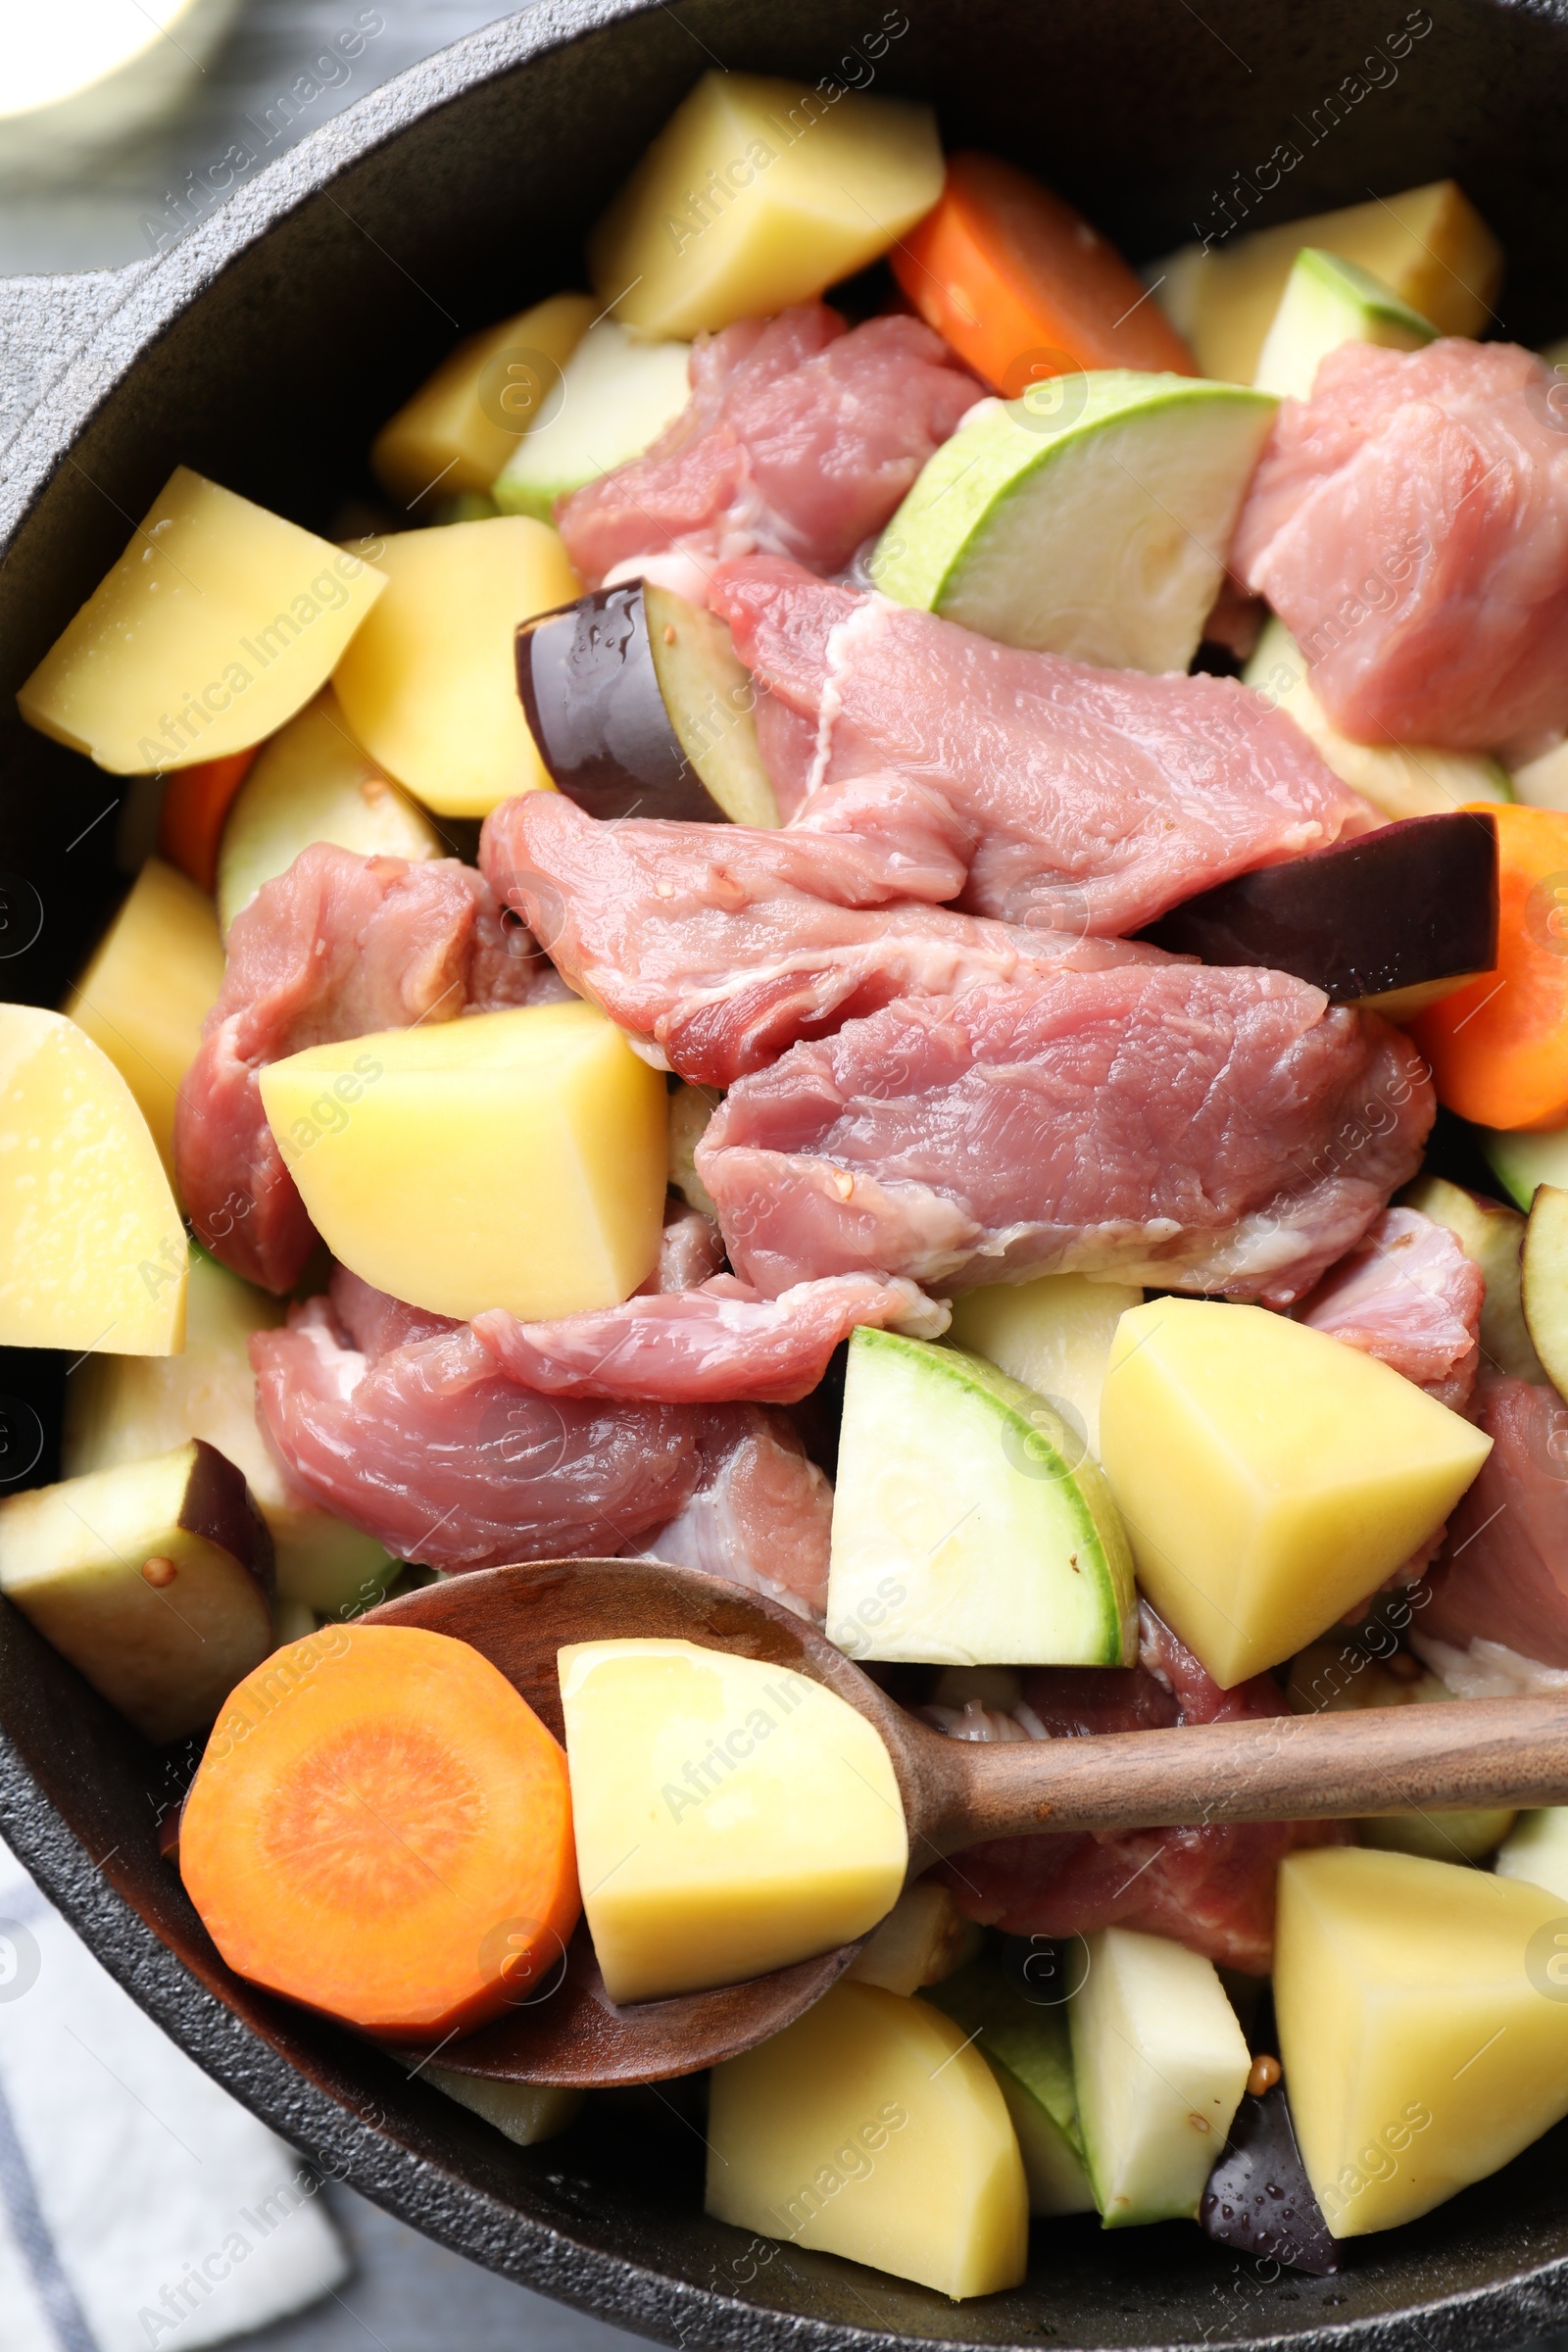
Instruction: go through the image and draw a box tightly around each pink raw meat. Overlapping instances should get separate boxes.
[251,1283,830,1608]
[753,685,819,820]
[1416,1374,1562,1662]
[642,1200,727,1293]
[176,846,560,1294]
[1292,1205,1484,1409]
[696,967,1433,1304]
[627,1404,834,1619]
[556,303,981,587]
[935,1608,1343,1974]
[472,1270,945,1405]
[710,556,1374,933]
[1234,340,1568,750]
[481,782,1159,1087]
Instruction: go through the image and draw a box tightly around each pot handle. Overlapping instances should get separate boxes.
[0,263,148,451]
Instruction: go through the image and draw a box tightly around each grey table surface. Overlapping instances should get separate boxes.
[5,10,1568,2347]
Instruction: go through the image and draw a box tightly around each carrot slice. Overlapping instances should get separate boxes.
[891,152,1197,395]
[157,747,258,894]
[179,1623,580,2039]
[1410,805,1568,1131]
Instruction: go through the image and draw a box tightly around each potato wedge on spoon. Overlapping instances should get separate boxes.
[367,1558,1568,2087]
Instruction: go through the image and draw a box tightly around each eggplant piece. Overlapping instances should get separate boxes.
[0,1440,274,1744]
[515,579,779,826]
[1200,2082,1340,2276]
[1141,810,1498,1008]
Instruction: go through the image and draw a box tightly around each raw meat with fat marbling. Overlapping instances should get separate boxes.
[709,556,1375,934]
[933,1607,1343,1974]
[175,845,561,1294]
[481,781,1163,1087]
[556,303,982,587]
[695,966,1433,1305]
[1292,1205,1484,1409]
[472,1270,946,1405]
[251,1270,831,1606]
[1234,340,1568,750]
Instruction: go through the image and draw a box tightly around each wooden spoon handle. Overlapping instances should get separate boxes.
[916,1697,1568,1851]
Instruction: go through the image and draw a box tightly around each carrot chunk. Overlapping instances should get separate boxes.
[1411,805,1568,1131]
[891,151,1197,395]
[157,747,258,894]
[179,1623,580,2039]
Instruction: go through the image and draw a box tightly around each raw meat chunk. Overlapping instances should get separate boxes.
[1234,340,1568,750]
[696,967,1433,1305]
[1292,1205,1484,1409]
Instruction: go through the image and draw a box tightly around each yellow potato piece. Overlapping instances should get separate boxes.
[331,516,579,815]
[708,1982,1028,2299]
[1163,180,1502,386]
[559,1639,907,2002]
[259,1000,666,1320]
[17,467,386,774]
[1098,1299,1492,1686]
[217,688,444,938]
[589,70,944,339]
[0,1005,185,1354]
[63,857,224,1182]
[1276,1846,1568,2237]
[370,292,598,506]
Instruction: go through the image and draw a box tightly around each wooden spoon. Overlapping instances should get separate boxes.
[367,1558,1568,2088]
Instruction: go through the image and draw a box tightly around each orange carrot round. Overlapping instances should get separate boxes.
[180,1623,580,2040]
[1411,804,1568,1130]
[891,151,1197,396]
[157,747,258,894]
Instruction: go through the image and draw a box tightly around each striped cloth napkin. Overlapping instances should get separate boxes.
[0,1838,347,2352]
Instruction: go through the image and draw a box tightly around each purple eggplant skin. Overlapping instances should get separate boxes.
[1140,810,1498,1004]
[1200,2082,1341,2277]
[515,585,728,823]
[182,1439,274,1599]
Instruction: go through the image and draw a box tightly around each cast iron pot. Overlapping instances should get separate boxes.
[2,2,1568,2343]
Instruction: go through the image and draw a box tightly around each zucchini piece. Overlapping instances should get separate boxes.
[491,321,691,519]
[870,370,1277,672]
[926,1958,1097,2216]
[1253,248,1436,402]
[824,1328,1137,1668]
[1070,1927,1250,2228]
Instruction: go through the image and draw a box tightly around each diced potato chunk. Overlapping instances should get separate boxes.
[63,858,224,1181]
[1276,1846,1568,2236]
[589,71,944,339]
[946,1270,1143,1458]
[558,1639,906,2002]
[216,688,443,937]
[0,1005,186,1354]
[64,1246,393,1615]
[1099,1299,1492,1686]
[331,517,579,815]
[1158,180,1502,385]
[259,1002,666,1320]
[17,468,385,774]
[1070,1927,1250,2226]
[707,1983,1028,2299]
[370,292,597,505]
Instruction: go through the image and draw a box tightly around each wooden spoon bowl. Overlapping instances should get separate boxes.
[367,1558,1568,2087]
